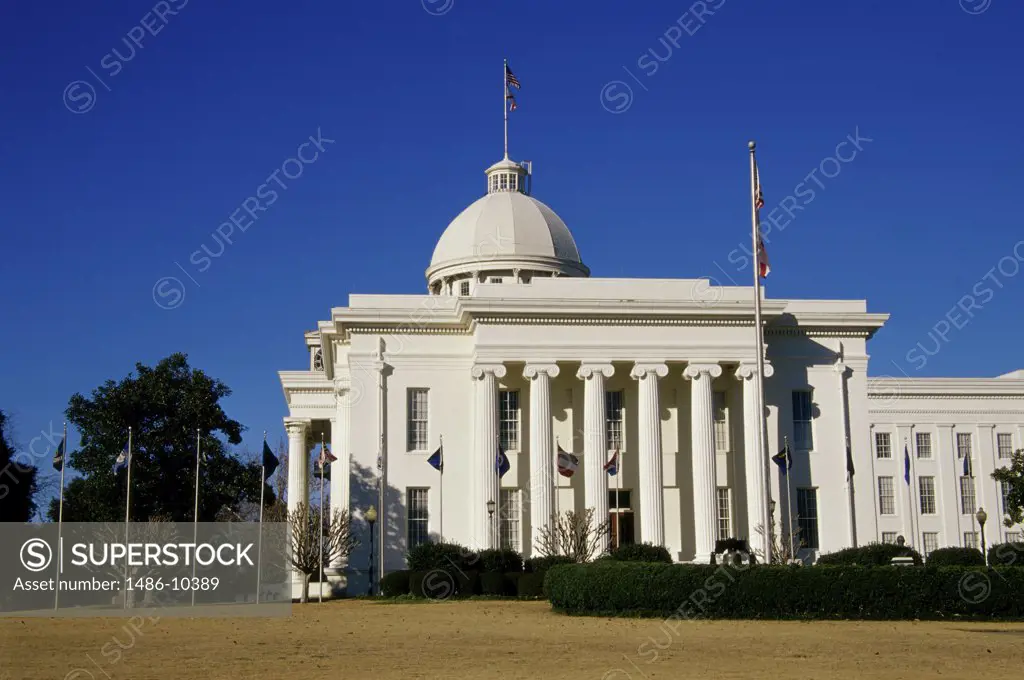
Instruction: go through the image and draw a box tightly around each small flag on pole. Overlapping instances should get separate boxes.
[604,449,619,476]
[495,445,510,478]
[556,446,578,477]
[262,441,280,480]
[112,442,130,474]
[318,445,337,469]
[427,445,443,472]
[772,443,793,475]
[903,444,911,485]
[505,63,520,89]
[753,160,770,278]
[52,436,66,471]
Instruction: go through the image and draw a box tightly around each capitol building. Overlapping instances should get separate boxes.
[278,151,1024,593]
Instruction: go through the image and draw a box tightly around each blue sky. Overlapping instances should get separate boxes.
[2,0,1022,489]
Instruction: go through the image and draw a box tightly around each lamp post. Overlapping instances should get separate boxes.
[976,507,988,566]
[486,500,496,549]
[366,505,378,595]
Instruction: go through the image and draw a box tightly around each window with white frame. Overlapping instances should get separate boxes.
[460,280,470,296]
[716,487,732,540]
[499,390,520,451]
[998,433,1014,458]
[407,488,429,549]
[792,391,813,450]
[960,476,976,515]
[1007,532,1023,543]
[963,532,979,549]
[499,489,521,551]
[1002,480,1013,516]
[407,388,429,451]
[796,488,819,549]
[878,476,896,515]
[881,532,898,544]
[919,476,937,514]
[875,432,892,459]
[922,532,939,557]
[916,432,932,459]
[713,391,729,452]
[606,390,624,451]
[956,432,972,459]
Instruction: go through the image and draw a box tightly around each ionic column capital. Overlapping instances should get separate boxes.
[735,361,774,381]
[523,362,560,380]
[471,363,507,380]
[683,363,723,381]
[284,418,311,438]
[630,362,669,380]
[577,363,614,380]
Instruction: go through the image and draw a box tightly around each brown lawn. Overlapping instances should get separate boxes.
[1,600,1023,679]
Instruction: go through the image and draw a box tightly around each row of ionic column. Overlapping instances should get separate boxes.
[473,361,772,561]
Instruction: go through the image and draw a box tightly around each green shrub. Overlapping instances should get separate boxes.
[516,572,545,598]
[524,555,575,574]
[476,548,523,573]
[610,543,672,563]
[545,562,1024,620]
[480,571,515,596]
[928,547,985,567]
[380,570,411,597]
[408,569,461,599]
[406,542,474,572]
[455,570,481,596]
[817,542,923,566]
[988,542,1024,567]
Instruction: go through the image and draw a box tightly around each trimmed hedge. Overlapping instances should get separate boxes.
[516,572,545,597]
[406,542,476,572]
[380,570,411,597]
[988,542,1024,567]
[480,571,516,596]
[545,562,1024,619]
[525,555,575,574]
[477,548,523,573]
[609,543,672,563]
[928,547,985,567]
[817,542,923,566]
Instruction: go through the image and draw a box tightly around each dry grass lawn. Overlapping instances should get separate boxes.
[2,600,1024,679]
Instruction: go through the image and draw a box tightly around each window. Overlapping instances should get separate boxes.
[915,432,932,459]
[491,277,503,284]
[499,390,520,451]
[499,489,521,551]
[407,488,429,549]
[878,476,895,515]
[959,476,976,515]
[1007,532,1023,544]
[792,391,813,450]
[460,280,470,296]
[608,489,634,548]
[881,532,898,544]
[608,488,631,510]
[713,391,729,452]
[1002,480,1013,516]
[998,433,1014,458]
[919,476,937,515]
[875,432,892,459]
[956,432,972,459]
[406,389,429,451]
[796,488,819,550]
[963,532,979,549]
[922,532,939,557]
[606,390,624,451]
[717,488,732,540]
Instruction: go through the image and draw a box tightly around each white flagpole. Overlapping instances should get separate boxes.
[319,433,325,604]
[257,430,266,604]
[123,427,132,609]
[191,428,200,606]
[783,436,792,559]
[54,421,67,611]
[439,435,444,543]
[749,140,772,564]
[503,58,509,159]
[615,449,621,550]
[553,437,560,555]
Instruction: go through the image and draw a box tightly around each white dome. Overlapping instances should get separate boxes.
[426,159,589,286]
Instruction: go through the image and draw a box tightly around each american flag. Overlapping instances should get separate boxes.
[755,186,765,210]
[318,445,337,468]
[757,235,771,278]
[505,64,520,89]
[506,93,517,112]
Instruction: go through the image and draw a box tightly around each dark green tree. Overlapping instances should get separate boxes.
[49,353,272,522]
[993,449,1024,526]
[0,410,40,521]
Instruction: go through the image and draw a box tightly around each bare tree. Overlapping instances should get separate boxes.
[753,515,804,565]
[285,502,357,603]
[535,508,610,562]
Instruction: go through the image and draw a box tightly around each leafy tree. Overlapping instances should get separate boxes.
[49,353,271,522]
[993,449,1024,526]
[0,410,39,521]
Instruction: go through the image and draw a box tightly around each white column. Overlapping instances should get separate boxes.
[330,383,353,569]
[472,363,506,549]
[285,418,310,517]
[736,361,774,559]
[524,362,560,555]
[684,363,722,562]
[631,363,668,547]
[577,363,614,554]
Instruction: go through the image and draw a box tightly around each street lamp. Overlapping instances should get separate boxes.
[976,507,988,566]
[486,500,496,548]
[366,505,378,595]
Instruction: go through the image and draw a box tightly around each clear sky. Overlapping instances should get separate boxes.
[2,0,1022,494]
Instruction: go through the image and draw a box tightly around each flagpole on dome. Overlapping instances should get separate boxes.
[191,428,201,606]
[748,140,772,564]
